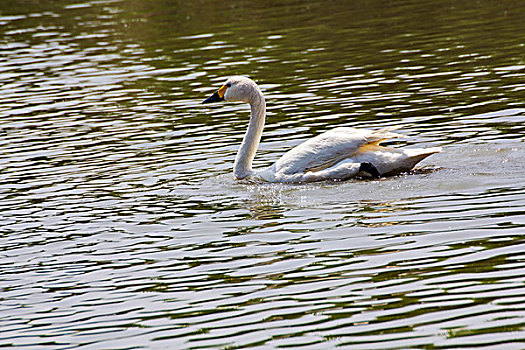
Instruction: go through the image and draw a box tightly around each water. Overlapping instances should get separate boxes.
[1,0,525,348]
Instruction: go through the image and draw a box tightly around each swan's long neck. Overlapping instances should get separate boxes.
[234,92,266,179]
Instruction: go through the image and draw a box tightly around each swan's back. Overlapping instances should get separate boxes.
[273,127,401,174]
[260,127,440,182]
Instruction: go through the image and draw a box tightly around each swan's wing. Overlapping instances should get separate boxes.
[273,127,403,175]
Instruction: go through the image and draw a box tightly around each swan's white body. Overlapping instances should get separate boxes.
[203,76,441,183]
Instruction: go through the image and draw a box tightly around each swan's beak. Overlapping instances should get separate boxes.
[202,85,227,104]
[202,91,224,104]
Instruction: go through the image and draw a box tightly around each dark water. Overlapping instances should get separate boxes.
[1,0,525,349]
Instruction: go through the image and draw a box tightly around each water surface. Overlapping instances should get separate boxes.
[1,0,525,349]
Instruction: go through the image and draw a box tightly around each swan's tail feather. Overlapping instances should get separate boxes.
[401,147,442,170]
[375,125,403,133]
[369,126,406,145]
[404,147,442,159]
[376,146,441,176]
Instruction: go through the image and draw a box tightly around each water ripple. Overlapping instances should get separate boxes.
[1,0,525,349]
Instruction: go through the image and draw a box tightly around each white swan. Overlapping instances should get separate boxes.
[203,76,441,183]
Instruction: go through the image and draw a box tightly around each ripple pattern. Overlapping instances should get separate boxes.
[1,0,525,349]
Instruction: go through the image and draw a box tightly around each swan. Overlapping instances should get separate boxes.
[203,76,441,183]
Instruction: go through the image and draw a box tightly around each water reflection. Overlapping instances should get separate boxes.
[1,0,525,349]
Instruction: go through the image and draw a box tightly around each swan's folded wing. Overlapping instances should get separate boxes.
[274,127,403,175]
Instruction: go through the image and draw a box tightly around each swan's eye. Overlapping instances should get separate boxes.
[225,83,232,87]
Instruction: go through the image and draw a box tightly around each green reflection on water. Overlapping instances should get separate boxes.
[1,0,525,349]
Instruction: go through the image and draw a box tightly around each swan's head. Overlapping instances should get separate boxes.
[202,76,262,104]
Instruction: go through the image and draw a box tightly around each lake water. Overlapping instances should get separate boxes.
[1,0,525,349]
